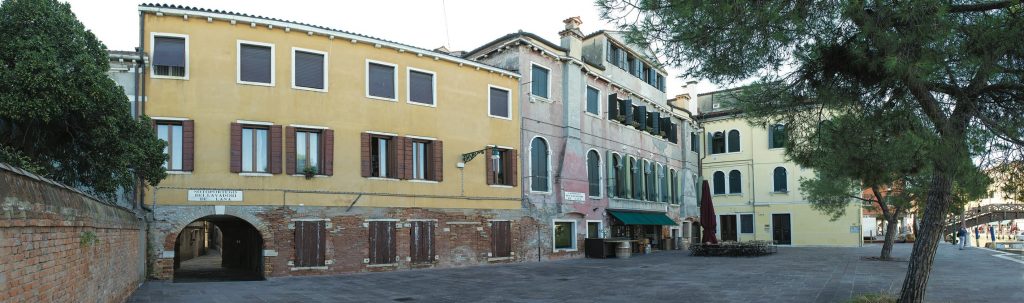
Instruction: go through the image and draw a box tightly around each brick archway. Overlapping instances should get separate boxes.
[152,207,276,280]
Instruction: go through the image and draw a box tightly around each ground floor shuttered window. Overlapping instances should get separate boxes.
[491,221,512,258]
[368,221,397,265]
[409,221,435,263]
[553,221,575,250]
[294,221,326,267]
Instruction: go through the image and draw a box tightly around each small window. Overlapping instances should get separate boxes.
[729,170,742,194]
[368,221,397,265]
[727,130,741,152]
[488,148,516,186]
[713,171,725,195]
[152,35,187,78]
[773,167,788,192]
[587,221,601,239]
[293,221,326,267]
[296,130,321,174]
[711,132,726,154]
[530,137,550,192]
[370,135,393,178]
[491,221,512,257]
[553,221,576,250]
[587,150,601,197]
[410,140,432,180]
[409,221,435,263]
[489,86,511,119]
[242,126,270,173]
[408,69,435,106]
[690,132,699,152]
[367,61,397,100]
[531,64,550,99]
[586,86,600,115]
[740,214,754,234]
[293,49,326,91]
[156,122,183,170]
[238,41,274,85]
[769,124,786,149]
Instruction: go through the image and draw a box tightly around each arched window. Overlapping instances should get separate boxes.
[728,170,742,194]
[711,131,726,154]
[773,167,788,192]
[643,160,655,201]
[530,137,549,192]
[713,171,725,195]
[629,156,639,199]
[670,169,678,204]
[727,130,740,152]
[614,154,627,198]
[660,165,670,203]
[608,153,619,198]
[587,150,600,197]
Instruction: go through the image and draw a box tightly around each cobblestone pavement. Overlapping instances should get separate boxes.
[128,243,1024,303]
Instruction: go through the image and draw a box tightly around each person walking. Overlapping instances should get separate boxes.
[958,226,969,250]
[974,226,981,247]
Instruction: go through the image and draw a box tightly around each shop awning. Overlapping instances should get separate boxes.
[609,211,677,226]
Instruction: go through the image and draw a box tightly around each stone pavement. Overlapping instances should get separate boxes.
[128,244,1024,303]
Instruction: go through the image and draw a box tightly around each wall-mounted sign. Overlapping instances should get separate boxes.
[188,190,243,202]
[563,191,586,202]
[850,226,861,234]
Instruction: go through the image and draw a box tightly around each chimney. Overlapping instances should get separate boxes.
[559,16,584,59]
[673,80,700,112]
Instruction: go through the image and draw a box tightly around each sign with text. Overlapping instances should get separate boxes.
[188,190,243,202]
[563,191,586,202]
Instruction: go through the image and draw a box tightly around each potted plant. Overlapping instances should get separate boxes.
[303,166,318,179]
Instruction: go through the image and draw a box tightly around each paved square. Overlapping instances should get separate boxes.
[129,244,1024,303]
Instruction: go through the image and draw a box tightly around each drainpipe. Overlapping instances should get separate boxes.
[138,11,152,213]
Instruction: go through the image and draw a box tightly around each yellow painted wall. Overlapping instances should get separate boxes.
[701,116,861,246]
[143,13,521,209]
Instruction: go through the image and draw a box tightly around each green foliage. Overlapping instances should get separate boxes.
[846,293,897,303]
[79,230,98,247]
[0,0,166,198]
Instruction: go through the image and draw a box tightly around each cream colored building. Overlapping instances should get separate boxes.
[695,89,862,246]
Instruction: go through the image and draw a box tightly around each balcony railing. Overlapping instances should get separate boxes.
[608,198,668,212]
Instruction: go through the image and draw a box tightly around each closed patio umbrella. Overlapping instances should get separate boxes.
[699,180,718,244]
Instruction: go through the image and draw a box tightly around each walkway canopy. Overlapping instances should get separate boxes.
[609,211,677,225]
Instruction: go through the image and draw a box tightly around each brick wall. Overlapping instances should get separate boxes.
[0,163,144,303]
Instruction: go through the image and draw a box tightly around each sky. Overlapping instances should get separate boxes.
[63,0,723,101]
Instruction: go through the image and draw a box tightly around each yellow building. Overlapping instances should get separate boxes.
[695,89,862,247]
[139,4,526,280]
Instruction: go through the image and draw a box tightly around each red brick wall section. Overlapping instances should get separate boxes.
[0,163,143,303]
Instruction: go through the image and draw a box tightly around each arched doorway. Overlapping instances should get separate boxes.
[173,215,264,282]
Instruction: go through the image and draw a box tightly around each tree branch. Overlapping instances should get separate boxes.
[949,1,1015,13]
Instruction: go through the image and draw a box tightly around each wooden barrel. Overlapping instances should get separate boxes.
[615,241,631,258]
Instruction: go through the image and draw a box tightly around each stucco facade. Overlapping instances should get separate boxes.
[139,4,530,279]
[468,18,699,259]
[696,89,862,247]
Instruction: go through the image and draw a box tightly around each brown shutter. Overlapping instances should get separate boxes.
[323,129,334,176]
[182,120,195,171]
[270,125,282,174]
[360,133,371,177]
[403,138,413,180]
[286,127,296,175]
[230,123,242,173]
[431,140,443,182]
[485,147,495,185]
[508,150,518,187]
[394,136,407,180]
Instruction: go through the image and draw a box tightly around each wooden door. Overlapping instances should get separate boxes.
[368,221,396,264]
[490,221,512,257]
[772,214,792,245]
[409,221,435,263]
[720,215,738,241]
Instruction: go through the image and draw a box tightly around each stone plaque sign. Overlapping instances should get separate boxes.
[563,191,586,202]
[188,190,243,202]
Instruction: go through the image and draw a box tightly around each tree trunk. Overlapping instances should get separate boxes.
[898,173,953,303]
[881,214,899,260]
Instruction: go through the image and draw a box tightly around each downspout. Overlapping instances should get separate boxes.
[139,11,152,213]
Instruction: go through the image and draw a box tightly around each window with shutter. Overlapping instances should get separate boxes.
[607,152,617,198]
[587,150,600,197]
[690,132,699,152]
[368,135,396,178]
[295,129,322,175]
[368,221,397,265]
[488,147,515,186]
[410,139,432,180]
[241,125,271,173]
[586,86,600,115]
[293,221,326,267]
[711,132,726,154]
[152,34,187,78]
[633,105,645,128]
[408,69,436,106]
[489,86,511,119]
[156,121,184,170]
[409,221,435,263]
[367,61,397,100]
[531,64,550,99]
[490,221,512,257]
[530,137,549,192]
[238,41,274,85]
[607,93,619,120]
[293,49,326,91]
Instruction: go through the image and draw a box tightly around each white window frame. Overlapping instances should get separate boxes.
[586,148,603,198]
[552,219,578,252]
[772,166,789,193]
[150,32,189,80]
[585,85,602,118]
[406,67,437,107]
[409,139,433,181]
[236,40,276,87]
[290,47,328,93]
[529,62,552,100]
[487,84,512,120]
[585,220,604,239]
[529,136,553,194]
[365,59,398,102]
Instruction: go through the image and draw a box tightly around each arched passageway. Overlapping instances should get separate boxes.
[173,215,264,282]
